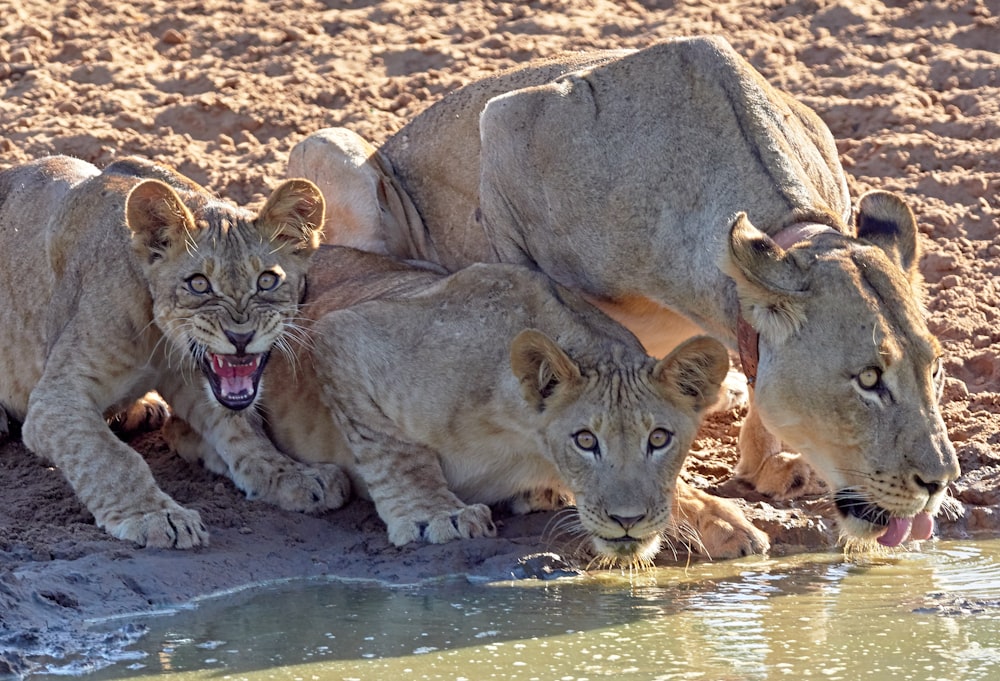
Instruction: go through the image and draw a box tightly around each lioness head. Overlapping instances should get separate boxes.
[126,178,324,410]
[511,330,729,566]
[724,190,959,546]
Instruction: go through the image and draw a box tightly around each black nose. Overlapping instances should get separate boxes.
[608,513,646,531]
[913,474,943,497]
[224,330,255,354]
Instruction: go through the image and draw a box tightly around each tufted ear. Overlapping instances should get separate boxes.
[854,190,919,277]
[257,178,325,258]
[721,212,808,342]
[654,336,730,414]
[126,179,196,263]
[510,329,583,411]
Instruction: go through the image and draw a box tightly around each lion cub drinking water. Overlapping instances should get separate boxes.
[175,245,769,564]
[0,156,349,547]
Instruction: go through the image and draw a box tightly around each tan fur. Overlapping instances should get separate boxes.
[0,156,349,548]
[289,35,958,545]
[176,246,769,562]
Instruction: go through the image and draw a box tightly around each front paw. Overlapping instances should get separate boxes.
[506,486,573,515]
[262,463,352,513]
[108,504,209,549]
[109,391,171,437]
[673,482,769,559]
[386,504,496,546]
[691,498,770,559]
[736,451,826,501]
[710,368,749,413]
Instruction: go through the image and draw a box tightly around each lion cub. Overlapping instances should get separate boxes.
[178,246,769,563]
[0,156,349,548]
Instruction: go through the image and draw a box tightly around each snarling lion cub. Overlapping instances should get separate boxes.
[0,156,349,547]
[289,35,959,549]
[170,245,768,563]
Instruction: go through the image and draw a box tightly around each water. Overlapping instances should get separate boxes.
[36,539,1000,680]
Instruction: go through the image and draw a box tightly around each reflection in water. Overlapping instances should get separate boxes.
[42,539,1000,680]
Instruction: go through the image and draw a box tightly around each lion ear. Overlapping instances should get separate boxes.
[510,329,583,411]
[654,336,729,414]
[257,179,325,258]
[126,179,196,263]
[854,190,919,277]
[721,212,808,343]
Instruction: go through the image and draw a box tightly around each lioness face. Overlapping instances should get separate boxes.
[727,192,959,547]
[754,248,955,545]
[126,179,324,411]
[511,331,729,567]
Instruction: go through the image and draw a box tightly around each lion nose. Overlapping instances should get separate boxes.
[609,513,646,532]
[913,474,944,497]
[224,329,255,355]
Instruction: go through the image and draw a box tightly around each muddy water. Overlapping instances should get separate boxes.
[47,539,1000,680]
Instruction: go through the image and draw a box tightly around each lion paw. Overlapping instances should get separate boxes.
[387,504,497,546]
[110,505,209,549]
[109,391,171,437]
[507,486,573,514]
[691,499,770,559]
[736,451,826,501]
[263,463,352,513]
[711,368,749,413]
[673,481,769,560]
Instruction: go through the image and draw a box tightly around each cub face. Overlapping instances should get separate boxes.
[126,179,324,410]
[511,331,729,566]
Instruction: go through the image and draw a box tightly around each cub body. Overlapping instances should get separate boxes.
[0,156,348,547]
[237,246,766,562]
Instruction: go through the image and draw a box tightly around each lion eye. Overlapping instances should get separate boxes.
[573,430,600,455]
[648,428,673,452]
[257,271,279,291]
[857,367,882,390]
[932,357,944,381]
[186,274,211,294]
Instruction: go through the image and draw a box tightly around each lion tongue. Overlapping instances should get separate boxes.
[877,517,913,548]
[210,353,261,399]
[910,511,934,541]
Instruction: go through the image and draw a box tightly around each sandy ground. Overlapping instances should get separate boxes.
[1,0,999,676]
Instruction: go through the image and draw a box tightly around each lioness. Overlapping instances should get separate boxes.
[168,245,767,563]
[288,35,959,549]
[0,156,349,547]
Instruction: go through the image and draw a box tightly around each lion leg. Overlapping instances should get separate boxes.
[734,397,825,500]
[670,479,770,559]
[349,432,496,546]
[161,380,351,514]
[163,415,229,475]
[23,378,208,549]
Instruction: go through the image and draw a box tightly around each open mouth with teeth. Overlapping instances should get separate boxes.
[834,491,934,548]
[200,351,269,410]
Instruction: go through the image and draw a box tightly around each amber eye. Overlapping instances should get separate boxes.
[857,367,882,390]
[186,274,211,294]
[648,428,673,451]
[257,271,279,291]
[573,430,599,454]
